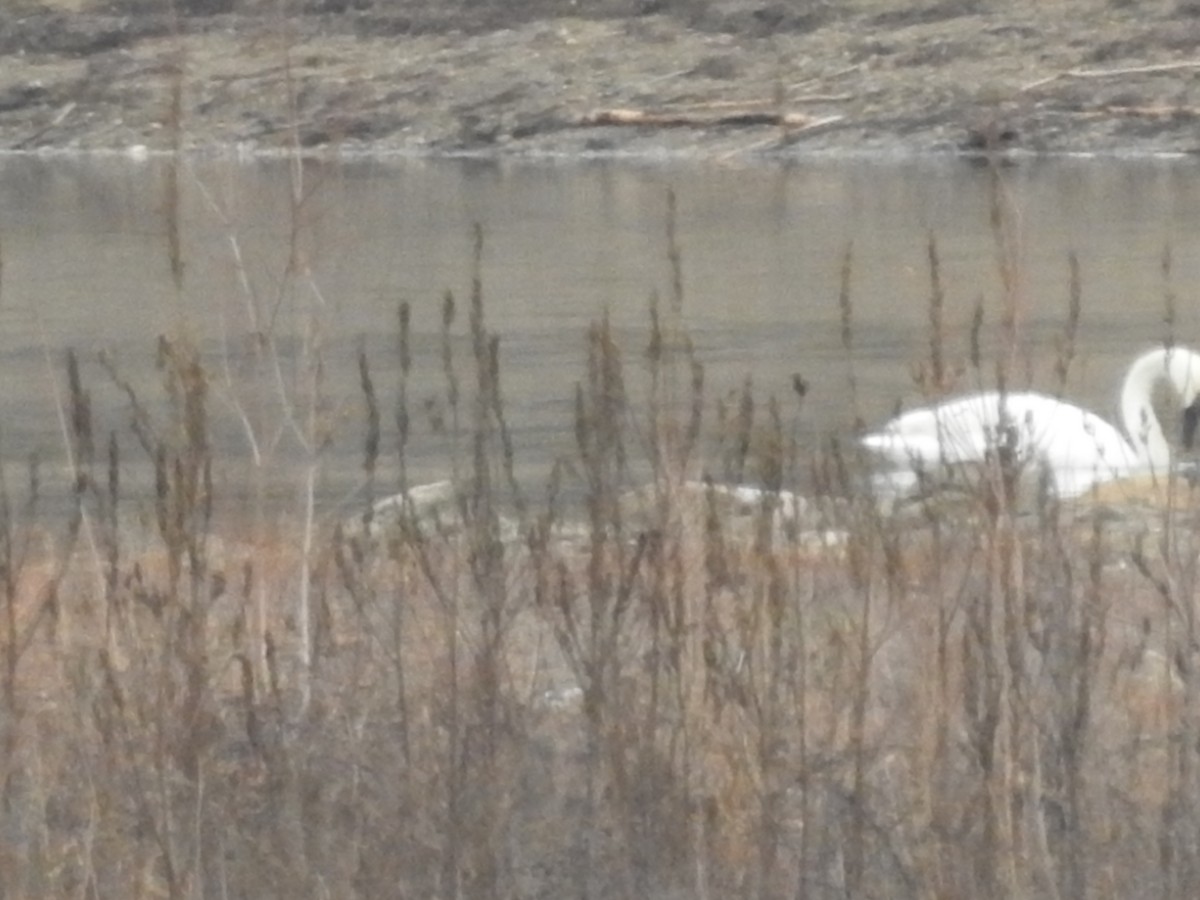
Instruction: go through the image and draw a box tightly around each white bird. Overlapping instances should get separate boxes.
[862,346,1200,499]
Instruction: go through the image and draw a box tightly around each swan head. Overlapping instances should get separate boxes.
[1123,347,1200,465]
[1162,348,1200,450]
[1185,396,1200,450]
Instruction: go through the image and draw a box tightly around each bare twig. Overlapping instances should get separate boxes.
[1022,60,1200,92]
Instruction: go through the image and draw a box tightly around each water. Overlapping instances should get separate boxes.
[2,154,1199,521]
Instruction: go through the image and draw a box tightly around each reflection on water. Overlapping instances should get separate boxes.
[2,154,1199,518]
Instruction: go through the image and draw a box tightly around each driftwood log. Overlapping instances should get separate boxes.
[580,107,844,130]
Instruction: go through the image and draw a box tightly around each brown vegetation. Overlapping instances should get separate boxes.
[0,144,1198,900]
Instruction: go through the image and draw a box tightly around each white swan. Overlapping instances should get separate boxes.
[863,347,1200,498]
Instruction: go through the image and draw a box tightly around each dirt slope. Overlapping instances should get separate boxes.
[2,0,1199,156]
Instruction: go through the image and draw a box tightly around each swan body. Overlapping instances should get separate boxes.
[863,347,1200,498]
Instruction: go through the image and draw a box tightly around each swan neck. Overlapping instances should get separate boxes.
[1120,351,1172,467]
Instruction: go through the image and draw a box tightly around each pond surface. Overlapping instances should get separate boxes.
[2,154,1199,523]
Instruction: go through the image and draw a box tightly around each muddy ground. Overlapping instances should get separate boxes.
[2,0,1200,157]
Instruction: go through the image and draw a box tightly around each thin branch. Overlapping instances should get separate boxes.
[1022,60,1200,92]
